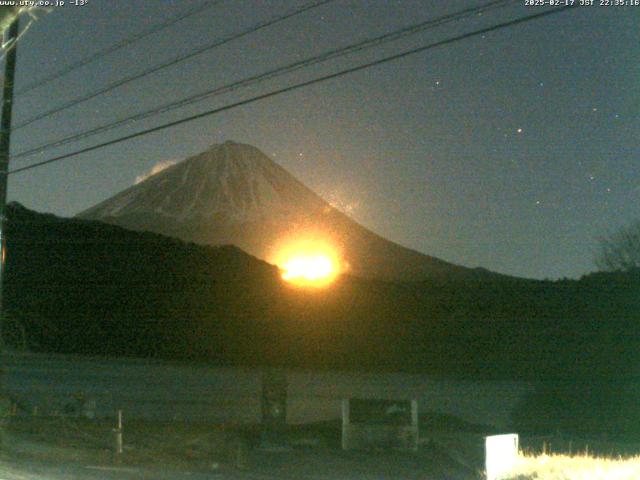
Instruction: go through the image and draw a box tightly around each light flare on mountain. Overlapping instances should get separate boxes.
[272,238,342,287]
[282,255,335,284]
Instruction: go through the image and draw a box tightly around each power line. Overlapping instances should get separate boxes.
[9,5,576,176]
[12,0,335,131]
[12,0,519,162]
[15,0,225,96]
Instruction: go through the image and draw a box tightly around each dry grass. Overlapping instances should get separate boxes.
[502,453,640,480]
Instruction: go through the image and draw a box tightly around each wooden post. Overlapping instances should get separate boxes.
[114,409,123,458]
[410,399,419,451]
[341,399,349,450]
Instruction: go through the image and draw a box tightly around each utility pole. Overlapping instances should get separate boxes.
[0,15,20,350]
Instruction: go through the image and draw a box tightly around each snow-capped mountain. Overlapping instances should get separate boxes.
[83,141,326,224]
[78,141,474,281]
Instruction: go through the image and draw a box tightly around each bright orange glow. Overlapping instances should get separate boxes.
[271,238,342,287]
[282,255,335,283]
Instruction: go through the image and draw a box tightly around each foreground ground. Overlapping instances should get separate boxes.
[0,441,480,480]
[4,417,640,479]
[0,416,485,479]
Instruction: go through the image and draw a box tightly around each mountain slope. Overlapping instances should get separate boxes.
[78,141,480,281]
[7,203,640,382]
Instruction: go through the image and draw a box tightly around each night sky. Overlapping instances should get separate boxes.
[6,0,639,280]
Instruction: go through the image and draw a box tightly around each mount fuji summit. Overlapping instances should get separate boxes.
[78,141,478,281]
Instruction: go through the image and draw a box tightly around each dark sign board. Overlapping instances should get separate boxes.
[342,398,419,451]
[348,398,413,426]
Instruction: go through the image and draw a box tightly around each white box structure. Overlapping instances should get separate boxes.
[341,398,418,451]
[485,433,519,480]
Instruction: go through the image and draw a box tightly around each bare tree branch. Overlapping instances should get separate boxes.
[596,220,640,272]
